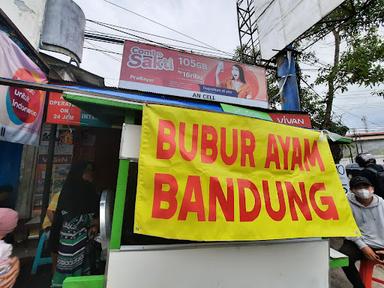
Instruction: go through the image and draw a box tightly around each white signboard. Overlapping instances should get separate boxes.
[107,240,329,288]
[255,0,345,60]
[119,123,141,160]
[336,164,350,193]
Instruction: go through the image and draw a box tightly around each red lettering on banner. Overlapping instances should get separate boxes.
[262,180,286,221]
[238,179,261,222]
[208,177,234,221]
[151,174,339,223]
[201,125,218,163]
[285,181,312,221]
[178,176,205,221]
[265,135,325,172]
[152,173,178,219]
[277,136,290,170]
[265,134,280,169]
[291,137,304,171]
[309,183,339,220]
[179,122,198,161]
[240,130,256,167]
[156,120,176,159]
[303,139,325,172]
[220,128,238,165]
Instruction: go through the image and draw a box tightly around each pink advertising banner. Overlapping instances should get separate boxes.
[0,31,47,145]
[119,40,268,108]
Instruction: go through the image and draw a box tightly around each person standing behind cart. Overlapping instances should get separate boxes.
[49,162,99,287]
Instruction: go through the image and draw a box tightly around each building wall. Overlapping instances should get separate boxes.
[1,0,46,49]
[341,138,384,166]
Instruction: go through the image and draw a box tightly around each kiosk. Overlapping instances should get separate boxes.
[59,87,355,288]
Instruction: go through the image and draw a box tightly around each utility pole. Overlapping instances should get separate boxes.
[276,45,300,111]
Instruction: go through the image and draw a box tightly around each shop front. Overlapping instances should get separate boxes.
[29,92,122,234]
[44,84,355,288]
[0,37,357,287]
[53,39,355,287]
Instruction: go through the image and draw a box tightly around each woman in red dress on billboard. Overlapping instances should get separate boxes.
[215,61,252,99]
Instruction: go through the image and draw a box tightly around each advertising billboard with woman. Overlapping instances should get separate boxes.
[119,40,268,108]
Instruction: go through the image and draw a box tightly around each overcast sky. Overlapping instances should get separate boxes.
[71,0,384,132]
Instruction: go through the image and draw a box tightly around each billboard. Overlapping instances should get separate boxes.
[255,0,345,60]
[119,41,268,108]
[0,31,47,145]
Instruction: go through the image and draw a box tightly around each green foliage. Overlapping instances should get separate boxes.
[338,27,384,88]
[300,0,384,129]
[234,0,383,134]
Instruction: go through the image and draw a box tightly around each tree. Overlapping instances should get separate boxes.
[298,0,384,130]
[234,0,383,134]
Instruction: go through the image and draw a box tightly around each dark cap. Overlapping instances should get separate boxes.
[349,176,373,189]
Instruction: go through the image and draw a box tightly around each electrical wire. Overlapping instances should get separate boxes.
[299,76,383,128]
[86,19,179,50]
[84,29,232,58]
[83,46,123,56]
[86,19,230,54]
[84,21,237,59]
[102,0,234,57]
[84,40,121,62]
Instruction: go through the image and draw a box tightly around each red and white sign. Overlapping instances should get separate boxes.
[46,92,81,125]
[269,113,312,128]
[0,31,47,145]
[119,40,268,108]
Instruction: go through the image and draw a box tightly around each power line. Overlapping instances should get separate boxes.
[299,76,383,128]
[84,30,234,60]
[83,46,123,56]
[84,28,232,57]
[85,19,179,51]
[84,40,121,62]
[86,19,230,54]
[86,20,235,60]
[102,0,233,57]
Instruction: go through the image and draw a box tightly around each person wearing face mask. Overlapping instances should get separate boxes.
[339,176,384,288]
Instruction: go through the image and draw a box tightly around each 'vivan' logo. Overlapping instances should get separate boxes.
[276,116,305,125]
[127,46,174,71]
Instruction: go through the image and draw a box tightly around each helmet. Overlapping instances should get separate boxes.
[355,153,375,167]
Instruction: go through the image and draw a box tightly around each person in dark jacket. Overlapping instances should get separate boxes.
[49,162,99,288]
[354,153,384,198]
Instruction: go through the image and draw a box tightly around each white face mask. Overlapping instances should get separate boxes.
[354,189,373,200]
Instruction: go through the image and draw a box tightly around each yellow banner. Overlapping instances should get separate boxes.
[134,105,359,241]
